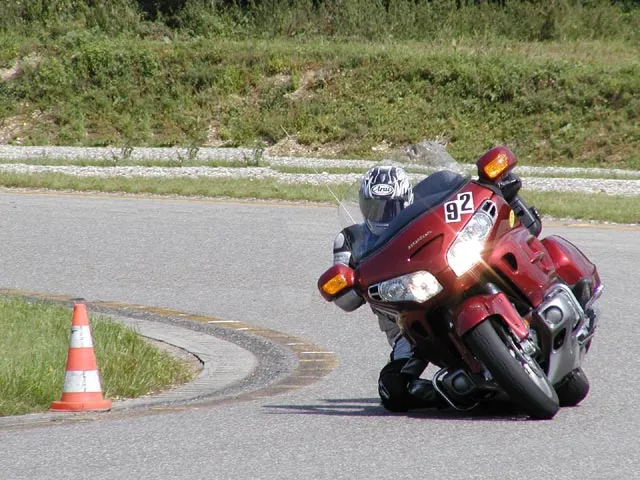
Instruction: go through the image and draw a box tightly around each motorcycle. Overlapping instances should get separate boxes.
[317,143,603,419]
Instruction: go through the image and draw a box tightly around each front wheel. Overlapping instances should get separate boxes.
[465,319,560,419]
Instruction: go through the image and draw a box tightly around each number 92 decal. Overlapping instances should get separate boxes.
[444,192,474,223]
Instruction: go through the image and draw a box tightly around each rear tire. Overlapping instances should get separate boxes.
[465,319,559,420]
[555,368,590,407]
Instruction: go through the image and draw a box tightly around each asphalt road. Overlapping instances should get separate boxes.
[0,191,638,480]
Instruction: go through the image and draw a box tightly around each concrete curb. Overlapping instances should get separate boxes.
[107,315,259,410]
[0,290,338,429]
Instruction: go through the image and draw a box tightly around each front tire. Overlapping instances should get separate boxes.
[555,368,590,407]
[465,319,560,419]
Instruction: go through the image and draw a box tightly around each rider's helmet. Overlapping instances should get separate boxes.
[359,165,414,236]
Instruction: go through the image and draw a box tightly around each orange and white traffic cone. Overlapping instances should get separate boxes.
[51,302,112,412]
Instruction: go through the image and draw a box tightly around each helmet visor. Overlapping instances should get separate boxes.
[360,198,405,227]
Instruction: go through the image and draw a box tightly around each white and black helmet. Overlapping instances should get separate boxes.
[359,165,414,236]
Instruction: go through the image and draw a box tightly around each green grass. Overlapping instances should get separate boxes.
[0,2,639,168]
[1,37,639,168]
[0,171,341,201]
[524,190,638,224]
[1,0,639,43]
[0,296,195,416]
[0,170,636,224]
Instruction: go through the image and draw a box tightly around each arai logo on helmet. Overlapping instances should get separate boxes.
[371,184,394,196]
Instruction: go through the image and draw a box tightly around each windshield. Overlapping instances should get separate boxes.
[335,141,471,263]
[337,141,470,230]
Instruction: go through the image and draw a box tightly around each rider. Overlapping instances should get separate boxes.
[332,165,444,412]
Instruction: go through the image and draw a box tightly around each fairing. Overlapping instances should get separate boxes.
[486,228,559,307]
[542,236,601,289]
[358,181,490,289]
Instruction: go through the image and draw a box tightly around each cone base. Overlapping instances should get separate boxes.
[51,399,112,412]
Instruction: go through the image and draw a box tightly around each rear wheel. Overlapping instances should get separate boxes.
[465,319,559,419]
[555,368,590,407]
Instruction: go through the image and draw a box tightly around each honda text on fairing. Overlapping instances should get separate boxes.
[318,145,603,419]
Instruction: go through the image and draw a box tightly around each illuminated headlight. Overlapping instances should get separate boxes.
[378,271,443,303]
[447,210,494,277]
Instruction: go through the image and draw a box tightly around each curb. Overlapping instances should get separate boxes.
[0,290,338,429]
[107,314,258,410]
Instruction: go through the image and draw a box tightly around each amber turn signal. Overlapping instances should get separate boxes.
[317,263,356,301]
[482,152,510,179]
[476,146,517,182]
[322,274,349,295]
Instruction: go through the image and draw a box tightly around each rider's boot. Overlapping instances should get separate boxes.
[378,358,446,412]
[406,378,448,409]
[378,359,413,412]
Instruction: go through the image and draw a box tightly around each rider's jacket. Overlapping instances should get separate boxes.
[333,224,402,346]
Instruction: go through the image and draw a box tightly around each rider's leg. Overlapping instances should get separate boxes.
[378,336,444,411]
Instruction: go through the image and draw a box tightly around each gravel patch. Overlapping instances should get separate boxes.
[0,145,638,196]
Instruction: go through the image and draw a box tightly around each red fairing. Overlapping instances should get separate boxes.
[487,226,558,307]
[456,292,529,340]
[358,182,494,294]
[542,236,601,287]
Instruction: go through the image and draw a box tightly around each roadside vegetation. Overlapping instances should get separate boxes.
[0,1,639,168]
[0,296,195,416]
[0,170,637,224]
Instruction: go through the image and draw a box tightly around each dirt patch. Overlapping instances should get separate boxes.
[0,114,26,144]
[0,54,41,83]
[0,110,51,145]
[204,124,228,148]
[0,61,20,82]
[284,69,331,101]
[266,135,345,158]
[271,72,291,87]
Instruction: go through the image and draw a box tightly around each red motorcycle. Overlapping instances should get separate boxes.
[318,145,603,419]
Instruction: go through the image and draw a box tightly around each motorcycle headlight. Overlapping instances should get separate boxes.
[377,271,443,303]
[447,210,494,277]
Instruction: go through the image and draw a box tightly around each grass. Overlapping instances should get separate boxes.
[0,296,195,416]
[1,37,639,168]
[2,1,639,43]
[0,2,639,168]
[0,171,338,201]
[0,170,636,224]
[524,190,639,224]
